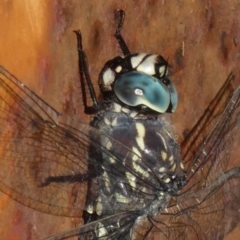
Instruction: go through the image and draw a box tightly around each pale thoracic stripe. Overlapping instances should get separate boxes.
[114,192,131,203]
[132,146,150,177]
[86,204,94,214]
[103,117,111,126]
[96,222,108,237]
[161,151,167,161]
[125,171,136,189]
[96,197,103,216]
[106,141,112,150]
[132,147,141,161]
[109,157,116,164]
[169,163,176,172]
[102,171,111,192]
[135,123,146,137]
[111,117,118,127]
[159,167,166,172]
[132,160,150,178]
[157,132,167,150]
[135,123,146,150]
[163,178,171,183]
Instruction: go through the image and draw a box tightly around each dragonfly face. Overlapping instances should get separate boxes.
[0,9,240,240]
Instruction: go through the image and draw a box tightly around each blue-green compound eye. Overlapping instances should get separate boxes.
[168,81,178,112]
[114,71,176,113]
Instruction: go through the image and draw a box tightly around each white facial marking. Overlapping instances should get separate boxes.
[102,68,115,86]
[136,55,158,75]
[131,53,147,68]
[159,66,166,77]
[115,65,122,73]
[112,102,122,112]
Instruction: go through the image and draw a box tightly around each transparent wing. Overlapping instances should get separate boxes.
[45,212,139,240]
[0,66,165,219]
[0,66,88,217]
[2,65,240,239]
[181,73,234,169]
[149,85,240,239]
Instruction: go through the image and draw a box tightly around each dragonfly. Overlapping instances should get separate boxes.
[0,9,240,240]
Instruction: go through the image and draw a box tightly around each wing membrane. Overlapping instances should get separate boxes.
[0,66,90,217]
[45,212,138,240]
[1,65,240,239]
[0,66,166,219]
[181,73,234,169]
[150,86,240,239]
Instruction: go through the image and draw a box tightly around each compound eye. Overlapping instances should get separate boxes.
[114,71,171,113]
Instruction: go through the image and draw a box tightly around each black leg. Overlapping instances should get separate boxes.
[39,172,99,187]
[74,30,100,114]
[115,10,131,56]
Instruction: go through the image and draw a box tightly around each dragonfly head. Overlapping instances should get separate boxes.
[99,53,178,114]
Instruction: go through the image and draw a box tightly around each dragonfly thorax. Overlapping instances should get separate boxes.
[87,109,186,219]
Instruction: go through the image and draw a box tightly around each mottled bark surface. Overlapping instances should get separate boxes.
[0,0,240,239]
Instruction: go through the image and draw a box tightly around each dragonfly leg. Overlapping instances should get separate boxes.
[74,30,100,114]
[115,10,131,56]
